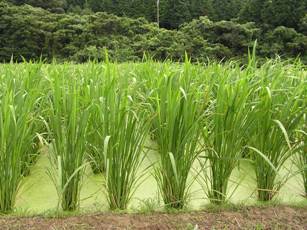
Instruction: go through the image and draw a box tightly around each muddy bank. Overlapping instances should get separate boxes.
[1,206,306,229]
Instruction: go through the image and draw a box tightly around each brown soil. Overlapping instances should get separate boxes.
[0,206,306,230]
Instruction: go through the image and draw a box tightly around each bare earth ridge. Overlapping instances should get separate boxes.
[0,206,306,229]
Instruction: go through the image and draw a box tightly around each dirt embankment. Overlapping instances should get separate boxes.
[0,206,306,229]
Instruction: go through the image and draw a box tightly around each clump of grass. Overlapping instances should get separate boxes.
[83,63,107,174]
[296,130,307,197]
[21,65,47,176]
[0,63,43,213]
[200,62,253,204]
[88,58,150,210]
[45,65,89,211]
[300,128,307,197]
[150,58,207,209]
[292,107,306,198]
[247,60,305,201]
[103,105,150,210]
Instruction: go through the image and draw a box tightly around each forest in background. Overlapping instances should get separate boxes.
[0,0,306,62]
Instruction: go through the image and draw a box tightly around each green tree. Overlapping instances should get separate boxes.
[160,0,191,28]
[9,0,66,12]
[239,0,265,24]
[212,0,247,21]
[240,0,306,30]
[299,14,307,34]
[263,0,306,29]
[189,0,215,19]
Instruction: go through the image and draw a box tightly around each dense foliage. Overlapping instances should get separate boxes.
[239,0,306,30]
[7,0,247,28]
[0,58,305,212]
[0,2,306,63]
[7,0,306,30]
